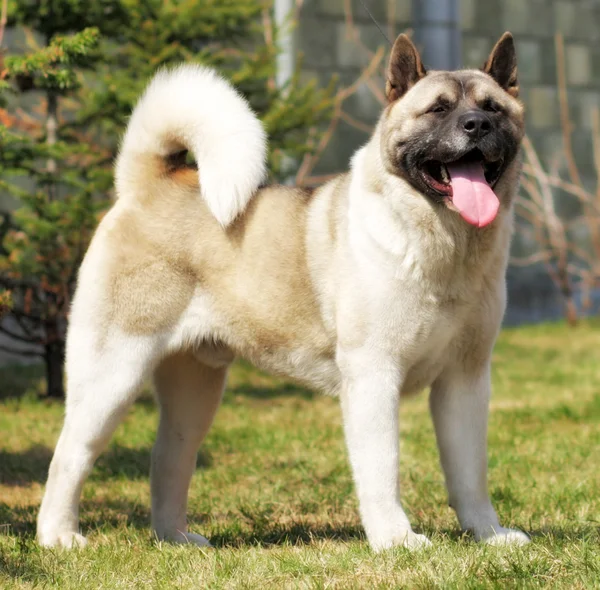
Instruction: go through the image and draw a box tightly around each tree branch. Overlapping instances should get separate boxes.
[0,323,40,344]
[0,343,43,358]
[555,33,581,187]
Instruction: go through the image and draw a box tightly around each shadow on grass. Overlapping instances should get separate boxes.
[2,497,596,551]
[527,527,599,542]
[0,498,155,538]
[0,445,212,486]
[93,446,212,482]
[0,362,316,403]
[2,499,365,547]
[0,363,45,401]
[210,524,598,548]
[0,514,366,586]
[433,525,600,544]
[210,522,364,547]
[88,506,365,548]
[0,445,53,486]
[225,381,316,401]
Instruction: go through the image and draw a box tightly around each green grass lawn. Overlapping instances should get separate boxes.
[0,321,599,588]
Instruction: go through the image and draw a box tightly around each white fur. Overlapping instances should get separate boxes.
[37,70,529,553]
[38,248,223,548]
[327,147,527,549]
[37,327,158,548]
[430,368,530,545]
[115,65,267,226]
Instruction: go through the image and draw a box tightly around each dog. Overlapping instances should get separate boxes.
[37,32,530,551]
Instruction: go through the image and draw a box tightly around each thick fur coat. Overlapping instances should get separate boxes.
[38,33,529,551]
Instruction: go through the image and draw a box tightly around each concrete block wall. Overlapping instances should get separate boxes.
[295,0,600,322]
[297,0,600,177]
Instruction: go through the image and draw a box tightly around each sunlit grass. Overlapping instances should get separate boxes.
[1,320,599,588]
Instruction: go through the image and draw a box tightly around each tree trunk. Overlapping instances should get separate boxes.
[46,91,58,200]
[564,296,578,327]
[44,87,62,396]
[44,315,65,398]
[44,339,65,398]
[558,267,578,327]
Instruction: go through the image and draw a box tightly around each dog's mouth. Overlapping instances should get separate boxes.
[420,150,503,195]
[419,149,504,228]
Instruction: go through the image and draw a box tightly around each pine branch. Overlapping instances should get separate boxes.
[0,0,335,377]
[5,28,100,92]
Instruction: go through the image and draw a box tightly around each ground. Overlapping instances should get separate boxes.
[0,321,598,589]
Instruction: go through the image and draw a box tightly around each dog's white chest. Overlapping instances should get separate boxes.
[399,303,463,394]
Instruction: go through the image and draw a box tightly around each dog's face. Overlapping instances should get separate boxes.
[380,33,525,227]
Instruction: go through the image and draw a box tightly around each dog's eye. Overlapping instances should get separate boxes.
[428,104,448,114]
[483,99,501,113]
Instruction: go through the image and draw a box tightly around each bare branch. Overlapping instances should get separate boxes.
[522,165,600,212]
[555,33,582,187]
[0,343,43,358]
[517,133,580,324]
[338,46,385,101]
[0,323,41,344]
[297,173,339,187]
[295,101,342,186]
[339,110,373,134]
[294,44,385,186]
[510,252,551,266]
[386,0,396,42]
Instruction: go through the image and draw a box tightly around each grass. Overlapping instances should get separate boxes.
[0,320,599,589]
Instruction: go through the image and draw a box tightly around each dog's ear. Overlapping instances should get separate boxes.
[386,34,427,103]
[483,32,519,97]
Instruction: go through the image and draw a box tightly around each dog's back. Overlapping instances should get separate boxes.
[38,33,531,553]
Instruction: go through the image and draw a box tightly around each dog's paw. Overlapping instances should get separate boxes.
[157,530,213,548]
[371,530,432,552]
[399,531,433,550]
[178,532,213,548]
[38,531,88,549]
[482,528,530,546]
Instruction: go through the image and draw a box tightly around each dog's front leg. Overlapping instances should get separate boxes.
[430,366,530,545]
[337,348,431,552]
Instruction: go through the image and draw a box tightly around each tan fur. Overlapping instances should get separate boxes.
[38,34,532,552]
[95,169,340,390]
[91,60,524,393]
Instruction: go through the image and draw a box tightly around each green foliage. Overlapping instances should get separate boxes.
[0,79,11,106]
[5,27,100,92]
[0,0,334,396]
[0,25,105,392]
[9,0,127,38]
[77,0,334,178]
[0,190,101,305]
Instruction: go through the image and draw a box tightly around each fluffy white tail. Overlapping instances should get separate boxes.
[115,64,267,227]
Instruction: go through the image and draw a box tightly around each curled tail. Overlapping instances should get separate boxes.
[115,64,267,227]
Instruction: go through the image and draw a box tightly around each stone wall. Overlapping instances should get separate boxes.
[296,0,600,322]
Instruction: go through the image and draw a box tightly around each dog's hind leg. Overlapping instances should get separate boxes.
[37,326,160,548]
[150,351,227,547]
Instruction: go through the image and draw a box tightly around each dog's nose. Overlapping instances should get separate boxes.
[459,111,492,138]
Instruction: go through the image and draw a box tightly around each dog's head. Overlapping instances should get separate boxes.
[380,32,525,228]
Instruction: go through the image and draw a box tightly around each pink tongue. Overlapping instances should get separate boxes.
[447,162,499,228]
